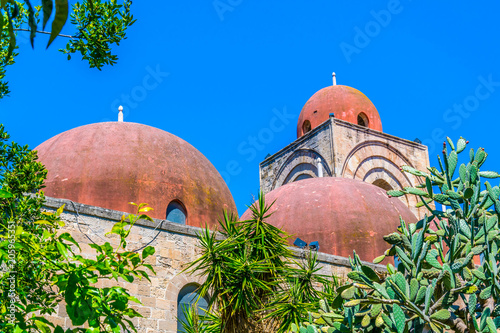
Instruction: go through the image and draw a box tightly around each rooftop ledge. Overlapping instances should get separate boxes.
[261,117,427,166]
[43,195,387,272]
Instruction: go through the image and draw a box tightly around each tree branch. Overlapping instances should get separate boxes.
[13,28,75,39]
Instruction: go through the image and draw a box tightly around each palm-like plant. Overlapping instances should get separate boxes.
[184,192,332,332]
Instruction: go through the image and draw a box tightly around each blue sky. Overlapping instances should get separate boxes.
[2,1,500,215]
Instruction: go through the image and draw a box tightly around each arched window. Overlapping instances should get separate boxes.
[357,113,369,127]
[166,200,187,224]
[302,120,312,134]
[294,174,313,182]
[177,284,208,332]
[372,179,393,191]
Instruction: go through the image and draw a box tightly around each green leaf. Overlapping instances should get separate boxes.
[434,194,448,204]
[424,281,435,313]
[139,206,154,213]
[392,304,405,333]
[341,286,356,299]
[446,190,462,200]
[371,303,382,317]
[401,165,428,177]
[478,171,500,179]
[142,246,155,259]
[475,148,487,166]
[487,317,497,333]
[24,0,38,47]
[5,10,17,63]
[393,272,408,298]
[59,232,81,251]
[56,204,65,216]
[404,187,428,196]
[447,137,455,151]
[448,150,458,177]
[361,265,380,282]
[412,229,424,261]
[56,242,70,260]
[34,320,51,333]
[470,164,478,183]
[0,189,13,198]
[481,307,491,331]
[469,293,477,316]
[459,219,471,238]
[395,246,413,269]
[373,282,390,299]
[426,177,433,197]
[409,279,418,301]
[430,309,451,322]
[480,285,492,299]
[42,0,54,30]
[425,251,442,269]
[472,269,486,280]
[47,0,69,48]
[464,187,474,199]
[456,137,467,153]
[344,299,361,307]
[387,190,405,197]
[373,255,386,264]
[415,286,426,304]
[347,271,366,283]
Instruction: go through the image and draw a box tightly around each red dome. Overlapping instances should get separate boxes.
[35,122,236,227]
[241,177,416,261]
[297,85,382,137]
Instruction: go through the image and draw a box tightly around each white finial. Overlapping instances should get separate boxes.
[316,157,324,177]
[118,105,124,122]
[332,72,336,86]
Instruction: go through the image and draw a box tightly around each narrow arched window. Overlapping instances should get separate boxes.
[177,284,208,332]
[357,113,369,127]
[302,120,312,134]
[166,200,187,224]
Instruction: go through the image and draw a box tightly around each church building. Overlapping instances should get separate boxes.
[34,74,429,332]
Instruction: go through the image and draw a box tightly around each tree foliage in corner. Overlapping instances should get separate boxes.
[0,123,156,333]
[0,0,135,99]
[297,137,500,333]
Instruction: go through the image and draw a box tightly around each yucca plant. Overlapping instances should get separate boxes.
[184,193,332,333]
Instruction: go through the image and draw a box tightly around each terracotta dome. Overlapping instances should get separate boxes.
[241,177,416,262]
[297,85,382,137]
[35,122,236,227]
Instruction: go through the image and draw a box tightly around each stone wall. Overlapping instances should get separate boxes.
[43,197,383,333]
[260,119,335,193]
[259,117,430,218]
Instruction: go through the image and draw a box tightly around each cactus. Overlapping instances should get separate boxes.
[303,137,500,333]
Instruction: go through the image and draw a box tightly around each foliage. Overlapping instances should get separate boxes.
[0,0,135,99]
[0,2,32,99]
[183,194,332,333]
[0,123,156,332]
[301,137,500,333]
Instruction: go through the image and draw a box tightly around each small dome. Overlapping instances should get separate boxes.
[35,122,236,227]
[297,85,382,137]
[241,177,416,261]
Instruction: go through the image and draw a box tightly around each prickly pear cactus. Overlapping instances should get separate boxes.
[305,137,500,333]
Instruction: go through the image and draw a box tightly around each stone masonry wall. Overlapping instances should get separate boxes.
[260,119,335,194]
[43,197,383,333]
[259,117,430,218]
